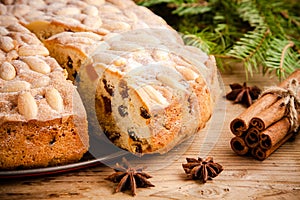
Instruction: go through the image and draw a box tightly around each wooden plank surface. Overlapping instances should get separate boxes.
[1,64,300,200]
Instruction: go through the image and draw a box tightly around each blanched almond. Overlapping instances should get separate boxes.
[123,10,138,22]
[0,27,9,35]
[21,56,51,74]
[73,32,102,41]
[0,4,7,15]
[152,49,169,61]
[102,20,130,31]
[18,92,38,120]
[175,66,199,81]
[18,45,49,56]
[7,23,30,33]
[92,52,118,65]
[110,41,141,51]
[156,73,187,92]
[102,4,121,13]
[0,80,30,92]
[0,36,15,52]
[83,5,98,17]
[113,58,126,67]
[45,88,64,112]
[84,0,105,7]
[31,76,50,88]
[6,49,18,61]
[52,33,95,45]
[0,51,5,63]
[83,16,102,30]
[122,33,161,45]
[23,10,46,23]
[12,4,30,17]
[0,61,16,80]
[137,85,169,107]
[54,7,81,16]
[0,15,18,26]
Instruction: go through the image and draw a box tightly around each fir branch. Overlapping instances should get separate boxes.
[234,0,265,27]
[136,0,173,7]
[280,11,300,28]
[279,41,295,74]
[137,0,300,80]
[182,33,213,54]
[172,1,211,16]
[264,38,300,80]
[226,26,271,77]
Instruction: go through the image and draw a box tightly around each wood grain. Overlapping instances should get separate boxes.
[1,65,300,200]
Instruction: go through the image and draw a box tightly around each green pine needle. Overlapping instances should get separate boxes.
[173,3,211,16]
[137,0,300,80]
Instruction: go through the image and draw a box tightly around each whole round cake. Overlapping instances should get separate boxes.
[0,0,220,169]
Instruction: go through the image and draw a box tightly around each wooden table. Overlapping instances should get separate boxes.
[1,65,300,200]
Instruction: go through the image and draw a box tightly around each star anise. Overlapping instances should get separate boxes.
[182,157,223,183]
[105,158,155,196]
[226,82,261,107]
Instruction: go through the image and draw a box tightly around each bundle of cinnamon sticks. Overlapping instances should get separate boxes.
[230,70,300,160]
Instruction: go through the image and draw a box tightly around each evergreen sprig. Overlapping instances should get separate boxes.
[226,25,270,78]
[264,38,300,80]
[172,1,211,16]
[235,0,265,27]
[136,0,300,80]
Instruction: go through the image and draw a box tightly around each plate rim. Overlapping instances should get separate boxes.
[0,150,127,179]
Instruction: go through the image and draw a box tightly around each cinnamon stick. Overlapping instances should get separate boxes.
[230,136,249,155]
[230,94,279,136]
[259,117,291,150]
[253,110,300,160]
[244,127,260,148]
[252,132,294,161]
[230,69,300,136]
[279,69,300,88]
[250,98,286,131]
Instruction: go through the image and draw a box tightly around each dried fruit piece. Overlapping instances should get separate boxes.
[140,107,151,119]
[118,105,128,117]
